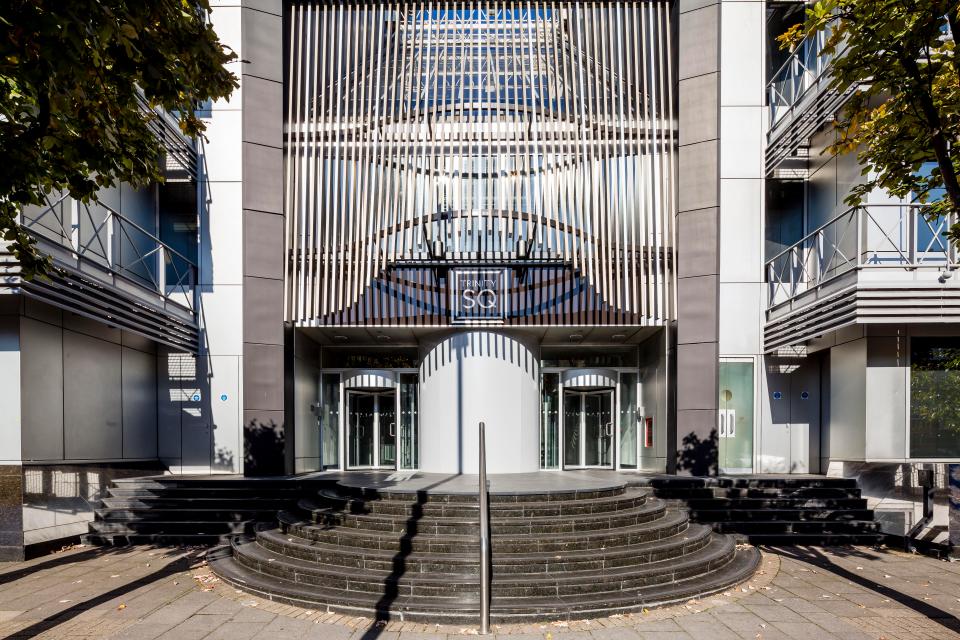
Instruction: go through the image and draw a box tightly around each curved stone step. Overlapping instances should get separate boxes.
[314,487,649,518]
[278,508,691,554]
[232,533,737,599]
[254,522,715,575]
[210,544,760,624]
[337,483,627,504]
[95,508,279,523]
[300,497,668,535]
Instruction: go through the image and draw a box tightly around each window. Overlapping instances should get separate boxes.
[910,338,960,458]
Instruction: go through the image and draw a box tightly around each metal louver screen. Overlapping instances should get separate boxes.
[285,2,677,326]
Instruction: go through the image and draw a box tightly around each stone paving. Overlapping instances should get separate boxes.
[0,544,958,640]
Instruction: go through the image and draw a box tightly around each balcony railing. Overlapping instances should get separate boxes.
[20,192,198,317]
[767,27,835,129]
[766,204,956,308]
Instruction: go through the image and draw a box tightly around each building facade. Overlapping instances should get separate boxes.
[0,0,956,558]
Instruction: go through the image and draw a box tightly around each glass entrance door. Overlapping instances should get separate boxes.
[347,390,396,469]
[563,390,614,468]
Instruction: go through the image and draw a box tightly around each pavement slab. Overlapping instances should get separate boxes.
[0,544,958,639]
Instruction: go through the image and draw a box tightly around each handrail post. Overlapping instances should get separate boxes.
[479,421,490,635]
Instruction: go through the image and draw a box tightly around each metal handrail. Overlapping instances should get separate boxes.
[767,26,837,128]
[478,421,490,635]
[20,191,199,314]
[765,203,955,308]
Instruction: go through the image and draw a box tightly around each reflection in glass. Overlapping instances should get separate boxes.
[911,338,960,457]
[320,374,340,469]
[378,394,396,468]
[563,392,581,467]
[563,390,614,467]
[399,374,419,469]
[619,373,638,468]
[348,393,376,467]
[541,373,559,468]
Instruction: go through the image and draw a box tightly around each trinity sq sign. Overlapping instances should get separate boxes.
[451,268,506,324]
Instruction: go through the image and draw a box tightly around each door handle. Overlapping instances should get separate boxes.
[604,422,613,437]
[388,422,396,437]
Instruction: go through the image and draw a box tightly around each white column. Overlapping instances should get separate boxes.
[418,331,540,474]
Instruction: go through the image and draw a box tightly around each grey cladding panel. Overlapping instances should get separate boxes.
[63,330,122,460]
[122,347,158,459]
[20,318,64,461]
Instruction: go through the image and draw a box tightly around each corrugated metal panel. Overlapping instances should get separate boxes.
[764,283,960,352]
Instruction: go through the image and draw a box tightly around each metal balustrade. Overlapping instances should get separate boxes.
[20,191,198,317]
[765,203,956,308]
[768,27,835,129]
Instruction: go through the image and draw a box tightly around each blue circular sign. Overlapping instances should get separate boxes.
[800,391,810,400]
[220,394,228,402]
[192,393,201,402]
[772,391,782,400]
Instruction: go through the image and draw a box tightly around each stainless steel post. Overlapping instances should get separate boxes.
[479,421,490,634]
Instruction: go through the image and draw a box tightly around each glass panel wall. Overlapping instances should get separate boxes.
[619,372,638,468]
[320,373,340,469]
[911,338,960,457]
[399,373,419,469]
[540,373,560,468]
[718,361,755,473]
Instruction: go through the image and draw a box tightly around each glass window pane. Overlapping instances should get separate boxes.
[619,372,638,468]
[540,373,559,468]
[719,362,754,473]
[911,338,960,458]
[399,373,419,469]
[320,373,340,468]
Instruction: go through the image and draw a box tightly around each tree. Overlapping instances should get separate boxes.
[780,1,960,243]
[1,0,238,279]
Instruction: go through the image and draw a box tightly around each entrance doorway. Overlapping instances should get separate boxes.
[346,390,396,469]
[563,390,614,468]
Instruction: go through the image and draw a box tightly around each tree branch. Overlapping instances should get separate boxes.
[900,53,960,215]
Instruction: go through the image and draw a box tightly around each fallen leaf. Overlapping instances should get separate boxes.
[117,604,126,610]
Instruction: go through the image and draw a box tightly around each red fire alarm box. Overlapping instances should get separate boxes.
[644,416,654,448]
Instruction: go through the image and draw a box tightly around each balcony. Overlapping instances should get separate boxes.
[766,27,855,176]
[764,204,960,350]
[4,192,199,351]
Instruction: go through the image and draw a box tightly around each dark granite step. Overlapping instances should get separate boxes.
[95,508,279,522]
[231,534,737,599]
[101,497,297,509]
[337,484,626,504]
[643,477,858,490]
[254,522,716,574]
[653,487,863,500]
[314,487,649,518]
[279,508,691,554]
[684,497,868,510]
[711,520,882,535]
[300,497,668,535]
[209,544,761,623]
[691,508,875,523]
